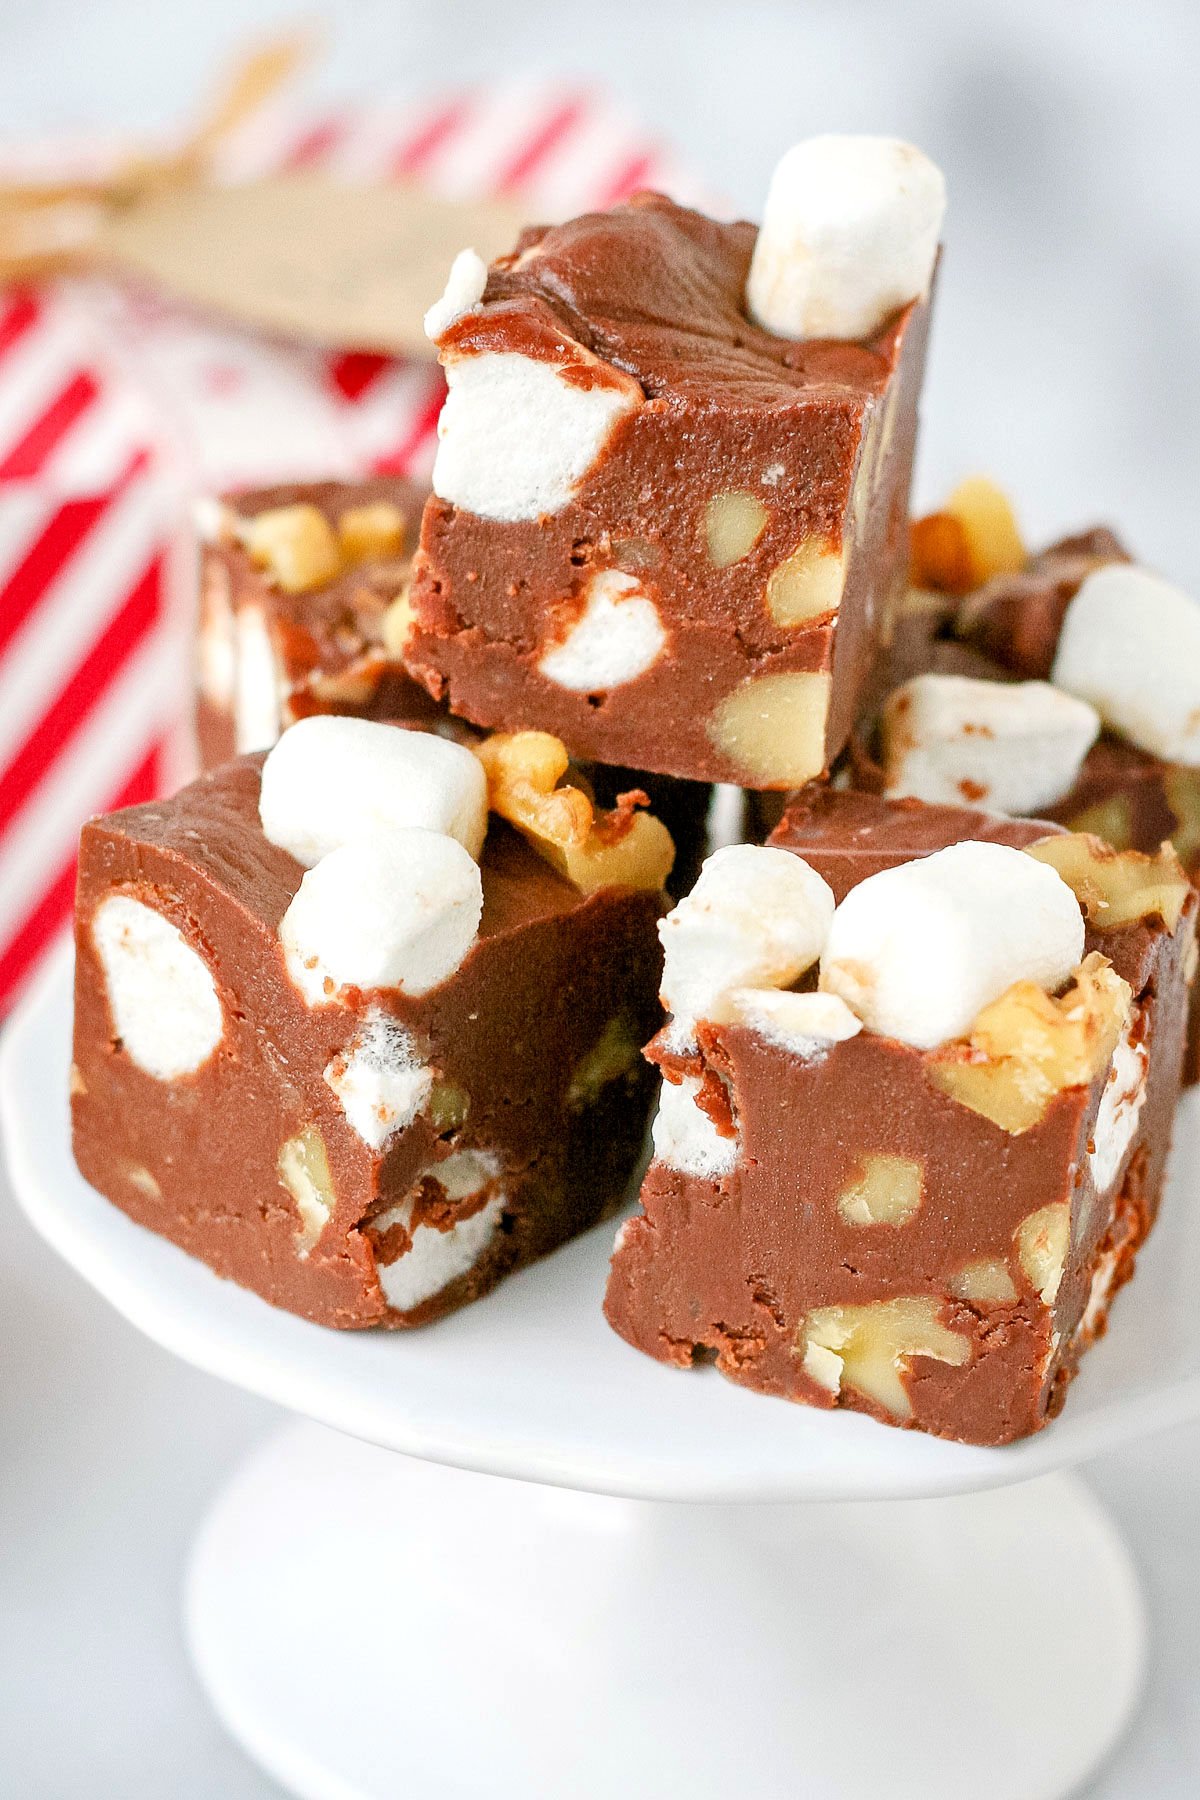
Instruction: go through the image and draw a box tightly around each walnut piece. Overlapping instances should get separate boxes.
[381,583,416,657]
[799,1297,970,1420]
[429,1081,469,1134]
[765,541,845,627]
[1066,793,1134,854]
[241,504,343,595]
[1026,832,1190,932]
[928,952,1131,1134]
[836,1153,923,1226]
[1016,1202,1071,1305]
[949,1257,1018,1304]
[708,671,831,787]
[567,1013,642,1108]
[278,1125,336,1256]
[1164,767,1200,871]
[240,500,410,600]
[704,492,769,568]
[475,731,674,896]
[909,477,1026,595]
[337,502,407,564]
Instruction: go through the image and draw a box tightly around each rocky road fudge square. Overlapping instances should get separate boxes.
[71,718,674,1328]
[405,136,944,790]
[604,792,1196,1444]
[195,476,440,770]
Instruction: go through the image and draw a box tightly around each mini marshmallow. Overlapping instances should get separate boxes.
[92,895,223,1080]
[324,1010,433,1149]
[423,247,489,340]
[1090,1021,1148,1192]
[659,843,835,1045]
[819,840,1084,1049]
[882,674,1100,815]
[538,570,666,691]
[651,1075,740,1179]
[281,827,483,1004]
[432,348,642,522]
[1051,563,1200,765]
[374,1149,503,1312]
[234,604,284,753]
[259,716,488,866]
[746,136,946,341]
[730,987,862,1059]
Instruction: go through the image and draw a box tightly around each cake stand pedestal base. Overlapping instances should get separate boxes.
[186,1419,1145,1800]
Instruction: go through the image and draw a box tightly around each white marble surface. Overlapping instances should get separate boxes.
[2,0,1199,1792]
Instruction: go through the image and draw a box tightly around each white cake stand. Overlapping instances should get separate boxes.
[8,946,1200,1800]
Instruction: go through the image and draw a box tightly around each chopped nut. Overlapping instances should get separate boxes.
[1026,832,1190,932]
[799,1297,970,1420]
[708,671,831,787]
[429,1081,470,1135]
[240,504,343,595]
[125,1164,161,1201]
[1066,793,1135,854]
[928,952,1131,1134]
[704,492,769,568]
[278,1125,336,1256]
[381,583,416,657]
[1016,1202,1071,1305]
[764,540,845,626]
[836,1153,923,1226]
[475,731,674,896]
[949,1258,1018,1304]
[1164,766,1200,871]
[910,477,1026,594]
[338,502,406,565]
[567,1013,642,1108]
[306,660,385,708]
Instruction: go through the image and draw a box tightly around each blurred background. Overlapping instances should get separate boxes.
[2,1,1199,1794]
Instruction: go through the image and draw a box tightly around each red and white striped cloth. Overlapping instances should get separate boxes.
[0,82,693,1012]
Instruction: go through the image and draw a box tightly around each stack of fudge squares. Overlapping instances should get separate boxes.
[70,135,1200,1445]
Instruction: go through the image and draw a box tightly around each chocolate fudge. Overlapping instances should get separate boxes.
[605,792,1195,1443]
[72,720,672,1328]
[407,149,941,789]
[866,508,1200,1072]
[196,477,440,770]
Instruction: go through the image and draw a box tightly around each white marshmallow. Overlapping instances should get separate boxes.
[659,843,835,1046]
[819,840,1084,1049]
[281,828,483,1005]
[432,348,641,522]
[324,1010,433,1150]
[882,674,1101,815]
[374,1149,503,1312]
[1051,563,1200,765]
[1090,1019,1148,1192]
[92,895,223,1080]
[538,570,666,691]
[730,987,862,1059]
[651,1075,740,1179]
[746,136,946,341]
[234,603,284,753]
[259,716,488,866]
[423,247,489,340]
